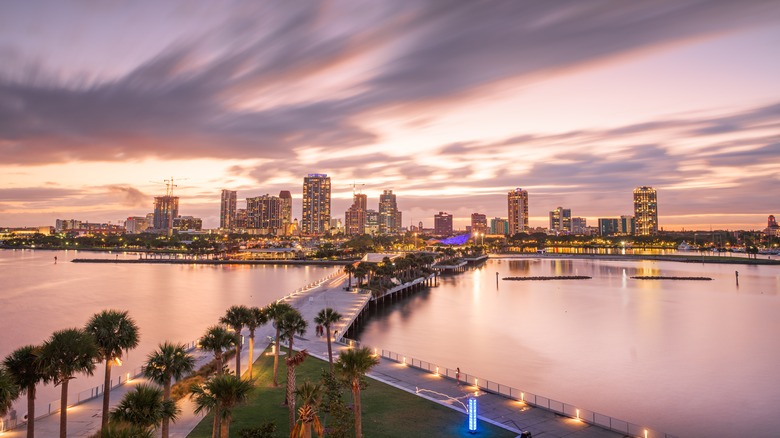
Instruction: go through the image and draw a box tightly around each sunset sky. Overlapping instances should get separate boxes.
[2,1,780,231]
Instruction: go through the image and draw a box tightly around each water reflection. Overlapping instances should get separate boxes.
[358,257,780,438]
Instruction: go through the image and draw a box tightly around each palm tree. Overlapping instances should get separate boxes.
[354,264,368,288]
[313,308,342,371]
[200,326,238,376]
[285,350,309,431]
[265,301,294,386]
[110,384,178,433]
[291,380,324,438]
[343,264,356,289]
[85,309,140,430]
[335,347,379,438]
[220,305,251,378]
[39,328,99,438]
[143,342,195,438]
[0,366,20,417]
[190,374,254,438]
[3,345,45,438]
[245,306,268,380]
[279,309,308,357]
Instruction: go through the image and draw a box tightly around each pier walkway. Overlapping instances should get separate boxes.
[4,270,636,438]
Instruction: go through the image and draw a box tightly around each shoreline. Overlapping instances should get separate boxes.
[489,252,780,265]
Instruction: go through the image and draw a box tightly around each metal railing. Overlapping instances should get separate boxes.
[338,339,678,438]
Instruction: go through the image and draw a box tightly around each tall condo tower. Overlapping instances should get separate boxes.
[302,174,331,235]
[279,190,293,235]
[633,186,658,235]
[507,188,529,235]
[379,189,400,234]
[434,211,453,237]
[246,194,282,234]
[153,196,179,231]
[220,189,237,230]
[345,193,368,236]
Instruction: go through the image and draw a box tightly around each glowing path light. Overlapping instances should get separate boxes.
[468,397,478,433]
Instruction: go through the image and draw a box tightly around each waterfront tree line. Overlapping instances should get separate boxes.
[0,303,381,438]
[1,228,776,259]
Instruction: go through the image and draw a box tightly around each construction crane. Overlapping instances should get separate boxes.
[150,177,189,197]
[350,182,365,196]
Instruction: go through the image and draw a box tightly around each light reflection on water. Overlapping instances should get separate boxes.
[357,257,780,438]
[0,249,333,418]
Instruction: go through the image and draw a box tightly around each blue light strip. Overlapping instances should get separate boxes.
[468,397,477,432]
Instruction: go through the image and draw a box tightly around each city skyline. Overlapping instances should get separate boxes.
[2,2,780,230]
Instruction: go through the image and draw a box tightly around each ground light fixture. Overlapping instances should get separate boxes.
[468,396,478,433]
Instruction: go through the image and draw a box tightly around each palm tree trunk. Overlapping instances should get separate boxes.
[287,365,296,431]
[248,332,255,379]
[101,359,112,430]
[220,413,230,438]
[162,379,171,438]
[326,326,334,371]
[352,382,362,438]
[59,379,69,438]
[283,337,295,407]
[216,352,223,375]
[235,334,242,378]
[273,328,281,386]
[26,385,35,438]
[212,405,221,438]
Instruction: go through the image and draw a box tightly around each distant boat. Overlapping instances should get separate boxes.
[536,248,547,254]
[678,242,694,251]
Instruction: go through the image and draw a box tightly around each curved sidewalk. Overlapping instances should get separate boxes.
[5,271,625,437]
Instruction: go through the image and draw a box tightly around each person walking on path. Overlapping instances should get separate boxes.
[456,367,460,385]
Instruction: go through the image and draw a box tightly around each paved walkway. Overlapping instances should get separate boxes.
[5,270,627,438]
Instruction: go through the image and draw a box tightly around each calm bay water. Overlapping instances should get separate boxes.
[2,250,779,437]
[0,249,333,418]
[357,257,780,438]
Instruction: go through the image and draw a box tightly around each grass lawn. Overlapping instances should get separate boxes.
[188,348,516,437]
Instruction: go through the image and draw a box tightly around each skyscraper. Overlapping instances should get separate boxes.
[220,189,237,230]
[153,195,179,232]
[279,190,293,235]
[549,207,571,234]
[507,188,529,236]
[379,189,401,234]
[490,217,508,235]
[434,212,453,237]
[345,193,367,236]
[633,186,658,235]
[246,195,282,234]
[302,174,331,235]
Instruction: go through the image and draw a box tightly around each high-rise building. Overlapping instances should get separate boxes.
[153,196,179,231]
[379,190,401,234]
[571,217,587,235]
[279,191,293,234]
[235,209,248,229]
[549,207,571,234]
[220,190,237,230]
[434,212,453,237]
[55,219,83,233]
[345,193,367,236]
[633,186,658,235]
[619,215,636,235]
[246,195,282,234]
[302,174,331,235]
[471,213,488,234]
[490,217,509,235]
[507,188,529,235]
[365,209,380,235]
[768,215,777,228]
[598,218,619,236]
